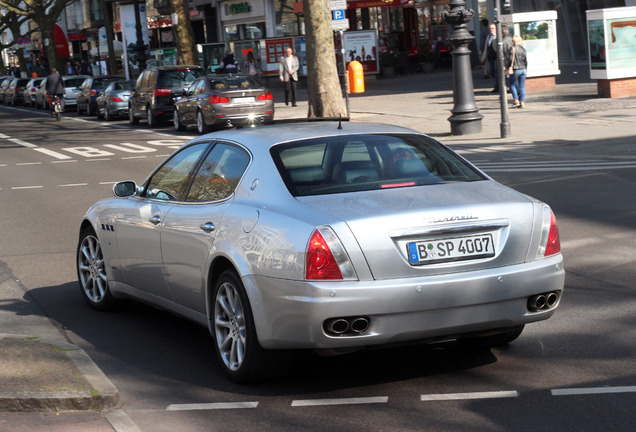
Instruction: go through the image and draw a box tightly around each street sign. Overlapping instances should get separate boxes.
[329,0,347,10]
[333,10,345,20]
[331,18,350,31]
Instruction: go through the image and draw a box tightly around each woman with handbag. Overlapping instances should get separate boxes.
[509,35,528,108]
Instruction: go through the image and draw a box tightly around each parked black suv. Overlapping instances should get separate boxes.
[129,65,204,127]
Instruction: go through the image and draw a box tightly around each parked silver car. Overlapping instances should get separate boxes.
[95,80,135,120]
[22,78,43,107]
[77,122,564,383]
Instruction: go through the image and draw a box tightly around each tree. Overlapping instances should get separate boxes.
[169,0,197,64]
[302,0,346,118]
[0,10,33,75]
[98,0,117,74]
[0,0,74,72]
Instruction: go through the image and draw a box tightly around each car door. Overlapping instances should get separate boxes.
[161,142,250,313]
[115,142,211,299]
[131,71,148,117]
[182,79,203,124]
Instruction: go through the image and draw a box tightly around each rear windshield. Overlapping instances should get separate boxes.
[64,78,86,87]
[208,77,261,90]
[114,81,135,90]
[271,134,486,196]
[158,69,204,88]
[94,77,121,88]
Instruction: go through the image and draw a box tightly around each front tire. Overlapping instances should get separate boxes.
[77,227,116,311]
[213,270,289,383]
[146,107,157,128]
[129,104,139,125]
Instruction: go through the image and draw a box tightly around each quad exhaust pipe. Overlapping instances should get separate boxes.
[324,316,370,336]
[528,291,559,312]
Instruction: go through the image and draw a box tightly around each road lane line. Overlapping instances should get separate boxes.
[11,186,43,190]
[51,160,78,164]
[34,148,73,160]
[0,133,10,138]
[166,402,259,411]
[16,162,42,166]
[291,396,388,407]
[8,138,37,148]
[60,183,88,187]
[421,391,519,401]
[551,386,636,396]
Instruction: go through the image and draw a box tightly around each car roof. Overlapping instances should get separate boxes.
[153,65,202,71]
[205,122,421,148]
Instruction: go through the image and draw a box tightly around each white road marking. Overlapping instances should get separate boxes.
[11,185,43,190]
[99,181,117,185]
[16,162,42,166]
[421,391,519,401]
[8,138,37,148]
[51,160,78,164]
[166,402,259,411]
[86,158,112,162]
[60,183,88,187]
[551,386,636,396]
[291,396,388,407]
[34,148,73,160]
[0,133,10,138]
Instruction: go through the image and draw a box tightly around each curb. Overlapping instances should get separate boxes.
[0,334,120,412]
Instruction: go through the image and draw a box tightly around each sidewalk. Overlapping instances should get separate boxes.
[1,63,634,432]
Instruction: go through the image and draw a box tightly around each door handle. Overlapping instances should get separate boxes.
[149,215,162,225]
[200,222,215,233]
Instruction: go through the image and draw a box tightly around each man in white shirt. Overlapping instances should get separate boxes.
[279,47,299,106]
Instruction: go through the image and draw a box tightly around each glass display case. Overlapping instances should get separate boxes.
[586,7,636,80]
[501,11,560,79]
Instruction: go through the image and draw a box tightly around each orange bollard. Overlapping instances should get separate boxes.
[347,61,365,94]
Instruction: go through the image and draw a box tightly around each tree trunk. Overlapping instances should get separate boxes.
[303,0,346,118]
[170,0,197,65]
[99,0,118,74]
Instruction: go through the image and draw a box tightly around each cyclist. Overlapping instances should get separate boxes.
[45,67,65,115]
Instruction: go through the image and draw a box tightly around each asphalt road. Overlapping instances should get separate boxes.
[0,103,635,432]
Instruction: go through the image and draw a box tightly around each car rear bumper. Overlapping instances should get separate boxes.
[244,254,565,350]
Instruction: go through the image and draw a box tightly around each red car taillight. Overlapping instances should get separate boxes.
[257,91,273,101]
[544,210,561,256]
[90,89,98,97]
[305,227,357,280]
[110,96,124,102]
[154,88,172,97]
[209,95,230,103]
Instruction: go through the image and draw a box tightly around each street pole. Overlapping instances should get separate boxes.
[442,0,483,135]
[340,30,350,118]
[133,0,147,73]
[494,0,511,137]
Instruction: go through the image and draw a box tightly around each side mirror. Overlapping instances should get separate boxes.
[113,181,137,197]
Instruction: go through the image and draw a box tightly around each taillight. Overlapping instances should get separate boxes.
[305,227,356,280]
[209,95,230,103]
[110,96,124,102]
[538,206,561,258]
[257,91,273,101]
[31,88,37,92]
[90,89,98,97]
[154,88,172,97]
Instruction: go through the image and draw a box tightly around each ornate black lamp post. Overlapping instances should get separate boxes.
[442,0,483,135]
[133,0,147,72]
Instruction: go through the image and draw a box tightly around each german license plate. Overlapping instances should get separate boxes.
[407,234,495,265]
[233,97,254,104]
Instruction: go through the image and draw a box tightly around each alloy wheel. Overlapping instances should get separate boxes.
[214,280,247,372]
[77,233,108,304]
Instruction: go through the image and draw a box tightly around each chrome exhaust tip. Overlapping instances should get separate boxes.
[546,292,558,307]
[327,319,350,334]
[350,317,370,333]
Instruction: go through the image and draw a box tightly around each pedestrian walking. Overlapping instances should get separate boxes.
[279,47,299,107]
[479,19,490,78]
[509,35,528,108]
[243,51,261,79]
[219,50,237,73]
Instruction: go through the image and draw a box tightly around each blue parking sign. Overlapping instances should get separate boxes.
[333,10,345,20]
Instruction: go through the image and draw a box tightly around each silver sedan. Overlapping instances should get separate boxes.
[77,122,564,382]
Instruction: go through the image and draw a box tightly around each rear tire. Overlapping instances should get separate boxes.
[173,109,185,131]
[146,107,157,128]
[212,270,290,383]
[196,110,211,134]
[77,226,116,311]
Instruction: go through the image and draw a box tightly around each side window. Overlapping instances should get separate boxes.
[186,144,250,202]
[135,72,145,90]
[144,143,209,201]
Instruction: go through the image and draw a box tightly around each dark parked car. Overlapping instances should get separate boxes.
[173,75,274,134]
[96,80,136,120]
[77,75,125,115]
[6,78,31,105]
[128,65,203,128]
[22,78,43,107]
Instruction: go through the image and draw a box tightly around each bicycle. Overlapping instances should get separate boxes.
[47,94,64,122]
